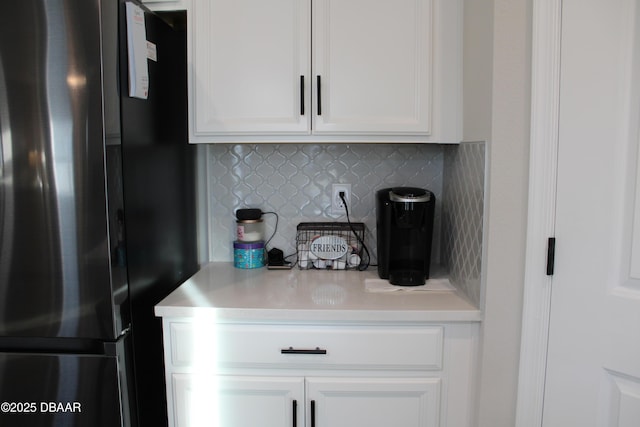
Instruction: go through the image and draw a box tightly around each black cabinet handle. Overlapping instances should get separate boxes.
[300,76,305,116]
[316,75,322,115]
[293,400,297,427]
[546,237,556,275]
[281,347,327,355]
[311,400,316,427]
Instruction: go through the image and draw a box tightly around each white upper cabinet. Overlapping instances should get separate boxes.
[312,0,430,135]
[189,0,462,143]
[191,0,310,136]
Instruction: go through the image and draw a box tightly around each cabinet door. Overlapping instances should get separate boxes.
[172,374,304,427]
[191,0,310,136]
[306,377,441,427]
[312,0,433,134]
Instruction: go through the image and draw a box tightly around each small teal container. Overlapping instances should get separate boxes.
[233,241,265,269]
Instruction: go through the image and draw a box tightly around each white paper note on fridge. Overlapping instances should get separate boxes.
[125,2,149,99]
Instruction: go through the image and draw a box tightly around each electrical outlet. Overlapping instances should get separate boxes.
[331,183,351,215]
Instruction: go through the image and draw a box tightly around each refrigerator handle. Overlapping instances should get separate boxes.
[0,53,14,291]
[103,326,131,356]
[118,326,131,338]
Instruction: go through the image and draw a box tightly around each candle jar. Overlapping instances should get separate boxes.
[233,241,265,269]
[236,219,264,242]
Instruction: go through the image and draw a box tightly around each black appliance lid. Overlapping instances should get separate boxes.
[236,208,263,220]
[389,187,431,203]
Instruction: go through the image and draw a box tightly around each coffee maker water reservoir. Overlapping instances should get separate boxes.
[376,187,435,285]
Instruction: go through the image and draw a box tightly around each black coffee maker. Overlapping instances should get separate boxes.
[376,187,435,286]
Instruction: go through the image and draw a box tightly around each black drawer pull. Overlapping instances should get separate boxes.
[281,347,327,355]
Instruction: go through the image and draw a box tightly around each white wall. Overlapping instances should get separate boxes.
[201,143,445,262]
[467,0,532,425]
[463,0,494,142]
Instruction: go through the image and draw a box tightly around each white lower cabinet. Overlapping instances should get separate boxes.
[307,377,441,427]
[172,374,304,427]
[172,374,440,427]
[162,321,476,427]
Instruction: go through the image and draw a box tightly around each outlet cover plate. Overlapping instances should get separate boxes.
[331,183,351,215]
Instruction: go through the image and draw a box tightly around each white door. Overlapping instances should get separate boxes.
[306,377,441,427]
[190,0,310,137]
[172,374,304,427]
[311,0,433,134]
[543,0,640,425]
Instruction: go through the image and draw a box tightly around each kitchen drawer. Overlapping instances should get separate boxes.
[168,322,443,371]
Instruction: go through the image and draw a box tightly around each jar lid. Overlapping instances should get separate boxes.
[234,241,265,249]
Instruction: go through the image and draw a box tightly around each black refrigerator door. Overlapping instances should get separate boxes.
[0,342,133,427]
[118,3,196,427]
[0,0,129,341]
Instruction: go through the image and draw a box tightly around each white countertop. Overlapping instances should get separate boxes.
[155,262,482,323]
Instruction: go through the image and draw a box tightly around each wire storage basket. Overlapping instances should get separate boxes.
[296,222,365,270]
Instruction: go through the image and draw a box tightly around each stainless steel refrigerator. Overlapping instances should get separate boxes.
[0,1,197,426]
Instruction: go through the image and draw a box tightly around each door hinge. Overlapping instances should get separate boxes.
[546,237,556,276]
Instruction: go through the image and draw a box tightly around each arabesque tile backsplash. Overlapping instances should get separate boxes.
[204,142,485,306]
